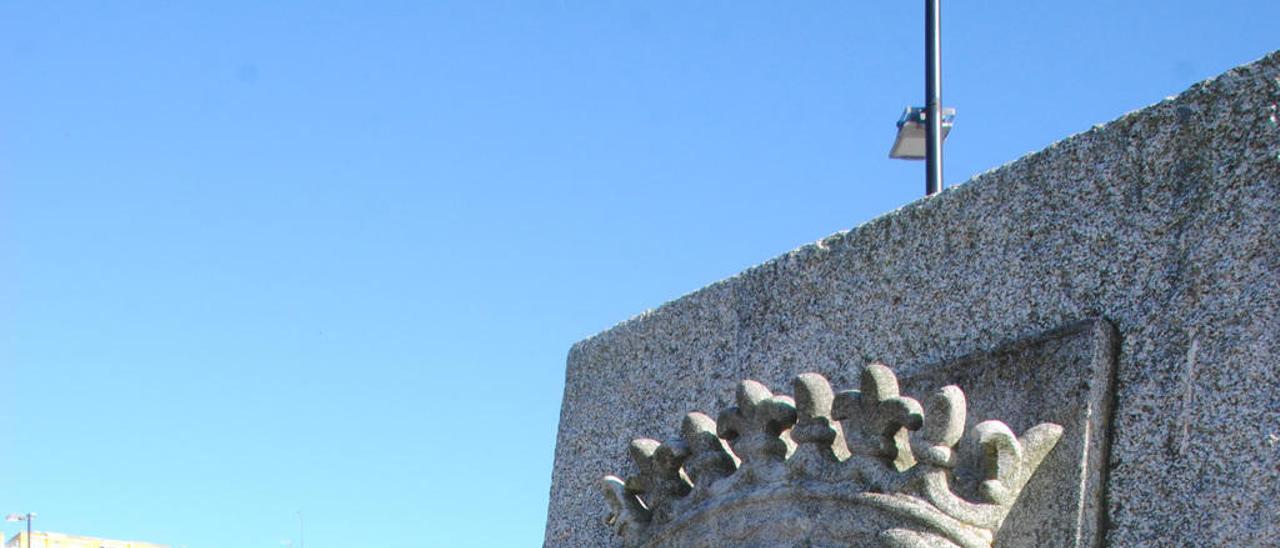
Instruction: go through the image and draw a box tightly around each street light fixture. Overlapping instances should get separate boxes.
[888,106,955,160]
[5,513,36,548]
[889,0,954,197]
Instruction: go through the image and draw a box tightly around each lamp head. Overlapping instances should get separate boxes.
[888,106,956,160]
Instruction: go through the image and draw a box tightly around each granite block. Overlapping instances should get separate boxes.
[546,50,1280,546]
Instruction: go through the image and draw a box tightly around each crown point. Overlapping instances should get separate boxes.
[600,475,650,538]
[736,379,773,408]
[628,438,661,467]
[793,373,835,418]
[973,421,1023,505]
[921,385,967,447]
[861,362,902,399]
[680,412,739,489]
[914,385,968,467]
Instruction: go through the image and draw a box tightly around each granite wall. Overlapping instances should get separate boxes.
[546,51,1280,546]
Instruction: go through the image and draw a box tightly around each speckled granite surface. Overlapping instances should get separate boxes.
[546,51,1280,546]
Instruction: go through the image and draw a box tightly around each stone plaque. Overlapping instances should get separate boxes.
[597,319,1118,547]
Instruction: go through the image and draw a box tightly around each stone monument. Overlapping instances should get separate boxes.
[545,51,1280,546]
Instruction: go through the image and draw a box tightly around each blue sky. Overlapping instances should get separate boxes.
[1,1,1275,546]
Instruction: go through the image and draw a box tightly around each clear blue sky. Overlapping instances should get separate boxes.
[1,2,1275,546]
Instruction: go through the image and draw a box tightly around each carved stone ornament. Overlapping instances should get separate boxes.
[600,364,1063,547]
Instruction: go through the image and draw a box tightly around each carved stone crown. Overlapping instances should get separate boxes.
[600,364,1063,547]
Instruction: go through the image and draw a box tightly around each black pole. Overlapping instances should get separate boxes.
[26,514,31,548]
[925,0,943,196]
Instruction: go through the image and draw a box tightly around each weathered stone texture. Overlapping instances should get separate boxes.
[546,51,1280,546]
[596,325,1109,547]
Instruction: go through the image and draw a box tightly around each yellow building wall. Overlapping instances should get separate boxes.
[5,531,167,548]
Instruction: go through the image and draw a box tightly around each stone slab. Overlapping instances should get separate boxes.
[546,50,1280,546]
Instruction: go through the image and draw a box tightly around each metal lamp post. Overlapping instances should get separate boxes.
[5,513,35,548]
[923,0,943,196]
[889,0,954,197]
